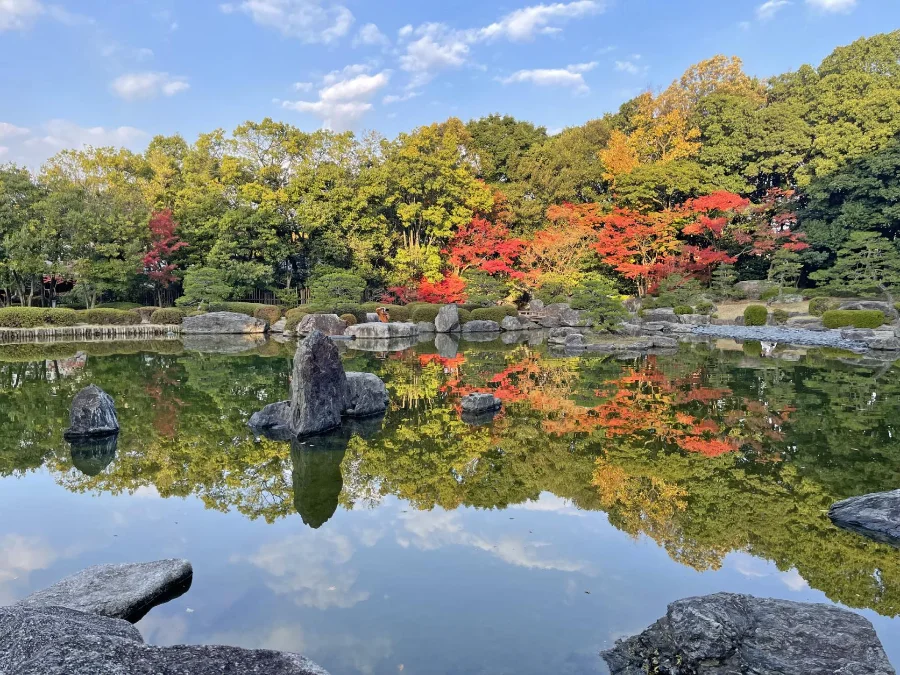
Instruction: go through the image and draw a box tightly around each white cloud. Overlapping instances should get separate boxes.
[383,90,420,105]
[293,81,313,92]
[282,67,390,130]
[399,23,471,84]
[0,122,30,139]
[479,0,604,41]
[806,0,857,11]
[0,534,56,604]
[0,0,44,31]
[110,72,190,101]
[614,58,648,76]
[500,61,596,94]
[354,22,389,48]
[756,0,791,19]
[220,0,353,43]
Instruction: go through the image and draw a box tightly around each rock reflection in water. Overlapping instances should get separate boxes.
[69,435,118,477]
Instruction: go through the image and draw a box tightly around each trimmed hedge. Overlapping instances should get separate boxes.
[83,309,141,325]
[674,305,694,315]
[411,304,441,323]
[772,309,789,325]
[744,305,768,326]
[96,302,141,310]
[340,313,358,326]
[470,307,514,323]
[458,308,472,324]
[208,302,282,322]
[822,309,886,329]
[253,305,282,324]
[150,308,187,325]
[0,307,81,328]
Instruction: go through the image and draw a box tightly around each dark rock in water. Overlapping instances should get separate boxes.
[182,311,268,335]
[17,559,192,623]
[64,385,119,439]
[435,304,461,333]
[461,393,502,414]
[602,592,894,675]
[296,313,348,336]
[291,434,348,530]
[69,435,118,476]
[249,400,292,440]
[0,605,330,675]
[290,330,348,437]
[461,409,500,426]
[829,489,900,547]
[435,333,459,358]
[344,372,389,417]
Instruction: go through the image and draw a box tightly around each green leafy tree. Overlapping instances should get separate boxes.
[308,271,366,304]
[810,231,900,299]
[569,276,627,330]
[177,266,233,308]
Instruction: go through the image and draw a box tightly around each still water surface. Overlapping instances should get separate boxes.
[0,335,898,673]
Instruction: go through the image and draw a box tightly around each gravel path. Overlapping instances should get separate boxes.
[692,325,867,350]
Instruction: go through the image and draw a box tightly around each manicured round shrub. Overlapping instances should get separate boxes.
[253,305,282,325]
[340,313,358,326]
[411,304,442,323]
[743,305,768,326]
[470,307,510,323]
[0,307,81,328]
[83,309,141,325]
[695,300,715,315]
[150,308,187,325]
[772,309,789,325]
[822,309,885,329]
[674,305,694,315]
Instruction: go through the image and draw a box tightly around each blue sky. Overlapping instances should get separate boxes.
[1,0,898,168]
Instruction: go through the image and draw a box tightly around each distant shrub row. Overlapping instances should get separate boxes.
[822,310,886,329]
[0,307,143,328]
[207,302,282,324]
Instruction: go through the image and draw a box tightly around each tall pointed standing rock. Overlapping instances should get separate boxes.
[290,330,348,436]
[64,385,119,439]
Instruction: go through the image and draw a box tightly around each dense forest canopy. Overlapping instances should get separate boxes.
[1,31,899,307]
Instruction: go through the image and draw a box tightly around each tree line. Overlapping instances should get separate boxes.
[1,30,899,308]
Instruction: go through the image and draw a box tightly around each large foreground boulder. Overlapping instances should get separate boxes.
[435,304,461,333]
[64,385,119,439]
[182,311,268,334]
[0,605,329,675]
[344,372,389,418]
[290,330,348,436]
[296,313,348,336]
[345,322,417,339]
[602,593,894,675]
[17,559,192,623]
[829,489,900,547]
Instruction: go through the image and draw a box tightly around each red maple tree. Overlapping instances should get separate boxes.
[445,216,525,278]
[142,210,187,306]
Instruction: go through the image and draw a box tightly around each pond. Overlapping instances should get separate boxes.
[0,334,898,673]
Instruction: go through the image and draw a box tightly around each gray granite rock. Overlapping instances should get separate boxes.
[434,333,459,358]
[602,592,894,675]
[296,313,347,336]
[345,322,418,339]
[462,319,501,333]
[866,336,900,351]
[526,299,544,311]
[839,300,898,320]
[416,321,436,334]
[649,336,678,348]
[519,319,541,330]
[564,333,585,349]
[290,330,348,437]
[540,303,584,327]
[0,605,330,675]
[64,385,119,439]
[829,489,900,547]
[18,559,192,623]
[500,315,522,331]
[344,372,389,417]
[677,313,710,326]
[461,392,502,414]
[249,400,291,432]
[585,339,655,353]
[841,328,876,340]
[435,304,461,333]
[787,316,826,331]
[365,312,380,322]
[733,279,776,300]
[182,311,267,334]
[640,308,678,323]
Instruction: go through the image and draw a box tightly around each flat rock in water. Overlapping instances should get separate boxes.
[17,559,192,623]
[64,385,119,439]
[0,605,330,675]
[249,400,291,433]
[462,320,500,333]
[602,592,894,675]
[182,311,268,335]
[296,313,348,336]
[829,489,900,547]
[345,322,418,339]
[435,304,461,333]
[345,372,389,417]
[290,330,348,436]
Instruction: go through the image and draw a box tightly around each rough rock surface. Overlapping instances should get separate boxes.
[182,311,268,335]
[519,319,541,330]
[344,372,389,418]
[602,592,895,675]
[539,303,583,328]
[249,401,291,432]
[345,322,417,339]
[585,339,655,353]
[435,333,459,358]
[677,313,710,326]
[829,489,900,547]
[527,299,545,312]
[640,308,678,323]
[0,605,330,675]
[290,330,348,436]
[461,393,502,413]
[462,320,501,333]
[182,334,266,354]
[435,304,461,333]
[296,313,348,336]
[733,279,776,299]
[786,316,826,331]
[694,325,867,350]
[564,333,585,348]
[271,318,287,333]
[18,559,192,623]
[416,321,436,333]
[500,315,522,331]
[64,385,119,439]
